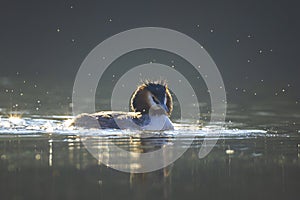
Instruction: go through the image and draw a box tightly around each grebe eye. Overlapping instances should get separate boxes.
[152,96,159,104]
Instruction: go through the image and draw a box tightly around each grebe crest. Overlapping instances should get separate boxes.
[130,80,173,116]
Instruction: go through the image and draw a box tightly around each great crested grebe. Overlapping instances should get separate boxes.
[71,81,174,130]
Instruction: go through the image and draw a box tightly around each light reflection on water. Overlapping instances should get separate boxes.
[0,114,300,200]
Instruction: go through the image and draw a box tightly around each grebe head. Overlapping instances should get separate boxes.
[130,81,173,116]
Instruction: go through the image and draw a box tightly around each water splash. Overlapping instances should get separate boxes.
[0,115,270,139]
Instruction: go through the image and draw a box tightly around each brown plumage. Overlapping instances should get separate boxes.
[130,81,173,116]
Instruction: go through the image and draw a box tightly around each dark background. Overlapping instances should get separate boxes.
[0,0,299,114]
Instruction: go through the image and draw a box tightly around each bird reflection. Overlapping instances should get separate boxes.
[84,134,175,170]
[129,164,173,199]
[127,136,174,199]
[82,133,174,198]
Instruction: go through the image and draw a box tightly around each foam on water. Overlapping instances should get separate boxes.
[0,116,270,139]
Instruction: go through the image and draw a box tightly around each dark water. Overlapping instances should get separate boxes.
[0,104,300,200]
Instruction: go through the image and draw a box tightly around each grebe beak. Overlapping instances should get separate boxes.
[160,103,169,113]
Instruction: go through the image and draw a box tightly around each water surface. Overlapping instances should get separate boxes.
[0,105,300,200]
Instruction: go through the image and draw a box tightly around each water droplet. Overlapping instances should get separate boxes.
[226,149,234,155]
[35,154,41,160]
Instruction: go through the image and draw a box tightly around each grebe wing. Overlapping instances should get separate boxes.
[71,111,143,129]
